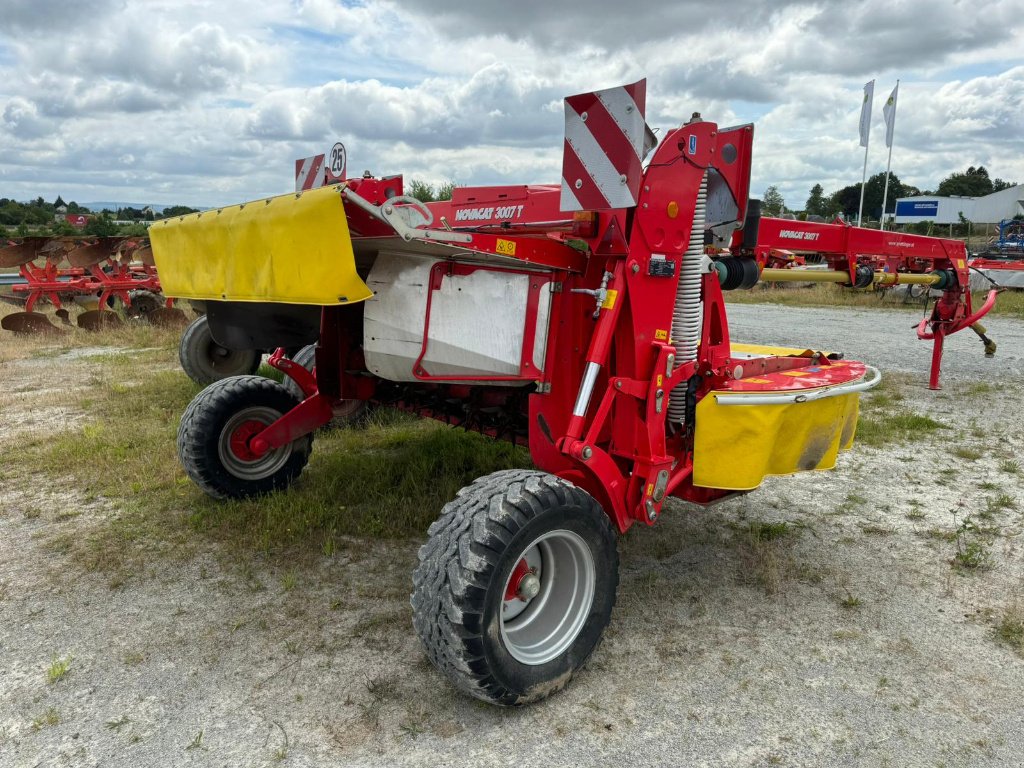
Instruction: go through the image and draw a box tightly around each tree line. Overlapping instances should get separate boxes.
[0,196,200,238]
[762,165,1017,221]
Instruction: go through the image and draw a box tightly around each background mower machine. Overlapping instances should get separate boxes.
[151,81,996,705]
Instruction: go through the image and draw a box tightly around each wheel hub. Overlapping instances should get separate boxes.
[517,572,541,601]
[499,529,596,666]
[216,406,293,481]
[228,419,268,461]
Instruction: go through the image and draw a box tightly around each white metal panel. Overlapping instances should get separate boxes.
[533,288,552,371]
[363,252,538,385]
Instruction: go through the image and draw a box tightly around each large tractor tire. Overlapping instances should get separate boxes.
[412,470,618,705]
[178,376,312,499]
[283,344,367,425]
[179,314,261,385]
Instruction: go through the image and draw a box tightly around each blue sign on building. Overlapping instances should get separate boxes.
[896,200,939,217]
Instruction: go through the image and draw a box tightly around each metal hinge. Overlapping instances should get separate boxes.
[549,281,563,293]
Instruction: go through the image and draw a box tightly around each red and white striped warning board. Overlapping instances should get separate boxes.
[560,79,656,212]
[295,154,326,192]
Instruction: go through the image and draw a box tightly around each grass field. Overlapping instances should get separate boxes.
[724,283,1024,319]
[1,306,531,580]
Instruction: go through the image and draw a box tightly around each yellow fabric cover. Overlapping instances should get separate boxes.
[731,342,822,358]
[148,185,371,305]
[693,390,859,491]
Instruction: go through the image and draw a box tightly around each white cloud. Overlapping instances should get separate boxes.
[0,0,1020,210]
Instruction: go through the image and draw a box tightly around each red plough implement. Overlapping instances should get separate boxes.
[150,80,997,705]
[0,236,183,333]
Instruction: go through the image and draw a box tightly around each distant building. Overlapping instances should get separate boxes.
[894,185,1024,225]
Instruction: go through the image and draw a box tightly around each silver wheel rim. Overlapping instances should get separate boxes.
[499,529,596,666]
[205,342,254,376]
[217,406,292,480]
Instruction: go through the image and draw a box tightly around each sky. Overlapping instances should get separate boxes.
[1,0,1022,210]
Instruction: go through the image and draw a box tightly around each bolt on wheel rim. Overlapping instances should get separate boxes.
[217,406,292,480]
[499,529,596,666]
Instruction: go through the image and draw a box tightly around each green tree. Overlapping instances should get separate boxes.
[993,178,1017,192]
[828,173,909,220]
[936,166,993,197]
[117,223,149,236]
[762,185,785,216]
[53,195,66,208]
[804,184,827,217]
[84,213,118,237]
[407,179,455,203]
[49,220,78,235]
[158,205,200,219]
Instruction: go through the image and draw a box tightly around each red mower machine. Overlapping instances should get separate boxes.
[150,80,997,705]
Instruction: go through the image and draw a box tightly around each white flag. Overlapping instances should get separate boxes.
[882,83,898,148]
[859,80,874,148]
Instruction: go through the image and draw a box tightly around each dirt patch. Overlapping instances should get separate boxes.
[1,307,1023,767]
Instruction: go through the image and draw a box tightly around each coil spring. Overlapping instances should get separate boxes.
[667,172,707,424]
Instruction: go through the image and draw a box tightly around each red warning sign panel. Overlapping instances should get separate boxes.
[560,79,655,212]
[295,154,326,192]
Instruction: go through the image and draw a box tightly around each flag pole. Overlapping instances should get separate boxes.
[879,79,899,230]
[857,137,870,227]
[856,79,874,228]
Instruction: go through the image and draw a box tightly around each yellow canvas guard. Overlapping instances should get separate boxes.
[693,390,859,491]
[149,185,371,305]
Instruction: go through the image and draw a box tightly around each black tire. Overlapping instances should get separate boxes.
[177,376,312,499]
[178,314,261,385]
[283,344,367,426]
[411,470,618,705]
[125,289,163,321]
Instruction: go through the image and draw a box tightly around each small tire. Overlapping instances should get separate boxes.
[178,376,312,499]
[125,289,163,321]
[411,470,618,705]
[283,344,367,426]
[179,314,261,386]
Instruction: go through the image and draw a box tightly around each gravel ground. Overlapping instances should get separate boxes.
[1,303,1023,768]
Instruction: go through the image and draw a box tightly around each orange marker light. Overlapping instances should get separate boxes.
[667,201,679,219]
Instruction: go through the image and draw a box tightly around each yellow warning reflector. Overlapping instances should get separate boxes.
[149,185,371,306]
[693,390,859,491]
[601,289,618,310]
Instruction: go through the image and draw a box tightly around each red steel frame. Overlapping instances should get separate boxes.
[751,216,998,389]
[6,237,168,314]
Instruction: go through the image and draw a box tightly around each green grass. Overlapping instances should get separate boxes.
[856,411,945,447]
[851,372,946,447]
[32,708,60,730]
[17,359,531,573]
[46,656,72,684]
[725,284,1024,320]
[995,609,1024,654]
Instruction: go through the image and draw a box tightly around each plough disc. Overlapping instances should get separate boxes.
[77,309,123,331]
[1,312,65,335]
[148,306,188,326]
